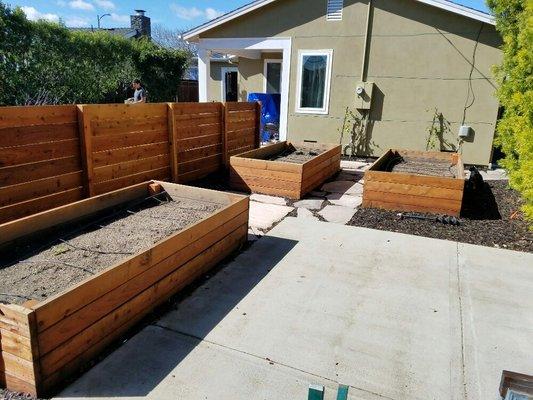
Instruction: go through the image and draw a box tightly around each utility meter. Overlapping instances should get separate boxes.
[356,85,365,96]
[458,125,471,138]
[355,81,374,110]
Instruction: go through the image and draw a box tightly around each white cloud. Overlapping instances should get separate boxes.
[94,0,116,10]
[205,7,223,20]
[170,4,223,21]
[110,13,130,23]
[65,16,90,26]
[21,6,60,22]
[69,0,94,11]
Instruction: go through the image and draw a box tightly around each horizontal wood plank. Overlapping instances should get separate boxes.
[92,167,170,195]
[93,154,169,183]
[0,139,80,167]
[0,122,78,148]
[0,156,81,187]
[92,142,169,168]
[0,171,83,207]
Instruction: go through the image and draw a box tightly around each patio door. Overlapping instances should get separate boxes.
[264,59,282,94]
[222,67,238,101]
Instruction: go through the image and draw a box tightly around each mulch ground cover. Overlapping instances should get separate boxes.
[348,180,532,252]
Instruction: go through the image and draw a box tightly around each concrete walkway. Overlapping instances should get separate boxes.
[55,218,533,400]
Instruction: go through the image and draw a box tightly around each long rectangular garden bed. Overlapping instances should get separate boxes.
[229,141,341,199]
[362,149,465,216]
[0,180,249,397]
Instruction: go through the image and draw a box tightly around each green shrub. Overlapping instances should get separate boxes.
[488,0,533,221]
[0,2,188,105]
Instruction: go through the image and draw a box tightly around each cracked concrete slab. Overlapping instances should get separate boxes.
[249,201,293,230]
[293,198,324,210]
[250,193,288,206]
[296,208,319,220]
[318,205,357,224]
[326,193,363,208]
[54,219,533,400]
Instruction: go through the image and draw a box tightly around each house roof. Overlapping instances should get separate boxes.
[183,0,495,41]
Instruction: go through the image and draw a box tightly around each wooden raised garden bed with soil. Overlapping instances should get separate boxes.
[229,141,341,200]
[362,149,465,216]
[0,180,249,397]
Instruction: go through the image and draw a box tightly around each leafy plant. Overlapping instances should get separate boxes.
[0,2,189,105]
[487,0,532,222]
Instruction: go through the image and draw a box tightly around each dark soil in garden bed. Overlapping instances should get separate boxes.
[268,145,326,164]
[0,193,222,305]
[389,155,458,178]
[349,180,532,252]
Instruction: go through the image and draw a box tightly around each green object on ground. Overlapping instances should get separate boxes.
[308,384,324,400]
[336,384,349,400]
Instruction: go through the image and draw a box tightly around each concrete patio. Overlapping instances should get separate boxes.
[55,218,533,400]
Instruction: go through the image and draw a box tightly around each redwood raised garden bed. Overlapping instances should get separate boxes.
[0,180,248,397]
[362,149,465,216]
[230,141,341,199]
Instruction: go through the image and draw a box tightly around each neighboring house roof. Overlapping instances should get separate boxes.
[183,0,494,41]
[69,27,140,39]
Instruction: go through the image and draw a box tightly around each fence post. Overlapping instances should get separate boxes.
[222,102,229,168]
[167,103,179,183]
[77,105,95,197]
[255,101,262,149]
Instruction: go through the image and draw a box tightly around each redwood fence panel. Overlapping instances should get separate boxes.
[224,102,261,166]
[0,105,85,224]
[170,102,224,183]
[80,103,172,196]
[0,102,259,225]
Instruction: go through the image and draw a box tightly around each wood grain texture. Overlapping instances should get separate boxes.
[230,142,341,199]
[362,149,465,216]
[1,181,249,397]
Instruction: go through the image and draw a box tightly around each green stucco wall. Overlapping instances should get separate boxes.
[201,0,502,165]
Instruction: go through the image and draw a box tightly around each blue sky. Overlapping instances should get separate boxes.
[7,0,490,30]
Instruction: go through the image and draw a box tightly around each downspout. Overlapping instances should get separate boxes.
[359,0,373,156]
[360,0,373,82]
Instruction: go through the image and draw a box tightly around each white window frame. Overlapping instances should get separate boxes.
[263,59,283,93]
[295,49,333,115]
[220,66,239,101]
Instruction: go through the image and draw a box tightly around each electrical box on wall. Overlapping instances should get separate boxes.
[355,81,374,110]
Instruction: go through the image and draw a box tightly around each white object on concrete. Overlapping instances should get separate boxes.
[318,205,357,224]
[56,218,533,400]
[293,199,324,210]
[327,193,363,208]
[296,208,319,220]
[340,160,371,171]
[249,201,293,230]
[250,193,288,206]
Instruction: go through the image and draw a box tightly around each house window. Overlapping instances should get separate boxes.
[295,50,333,114]
[263,59,282,94]
[326,0,343,21]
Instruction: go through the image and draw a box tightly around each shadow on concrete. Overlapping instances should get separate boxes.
[57,235,298,398]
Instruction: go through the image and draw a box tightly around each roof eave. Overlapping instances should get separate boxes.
[182,0,494,43]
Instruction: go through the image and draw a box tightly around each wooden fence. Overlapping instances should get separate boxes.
[0,102,259,224]
[0,106,84,224]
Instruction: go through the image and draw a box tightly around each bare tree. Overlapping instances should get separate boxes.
[151,24,197,55]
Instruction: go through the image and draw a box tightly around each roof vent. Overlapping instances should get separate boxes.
[134,9,146,16]
[326,0,343,21]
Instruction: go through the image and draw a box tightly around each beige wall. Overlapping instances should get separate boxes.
[201,0,502,164]
[208,61,238,102]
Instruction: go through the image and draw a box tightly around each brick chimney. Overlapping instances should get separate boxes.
[130,9,151,39]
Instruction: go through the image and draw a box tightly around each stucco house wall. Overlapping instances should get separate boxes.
[199,0,502,165]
